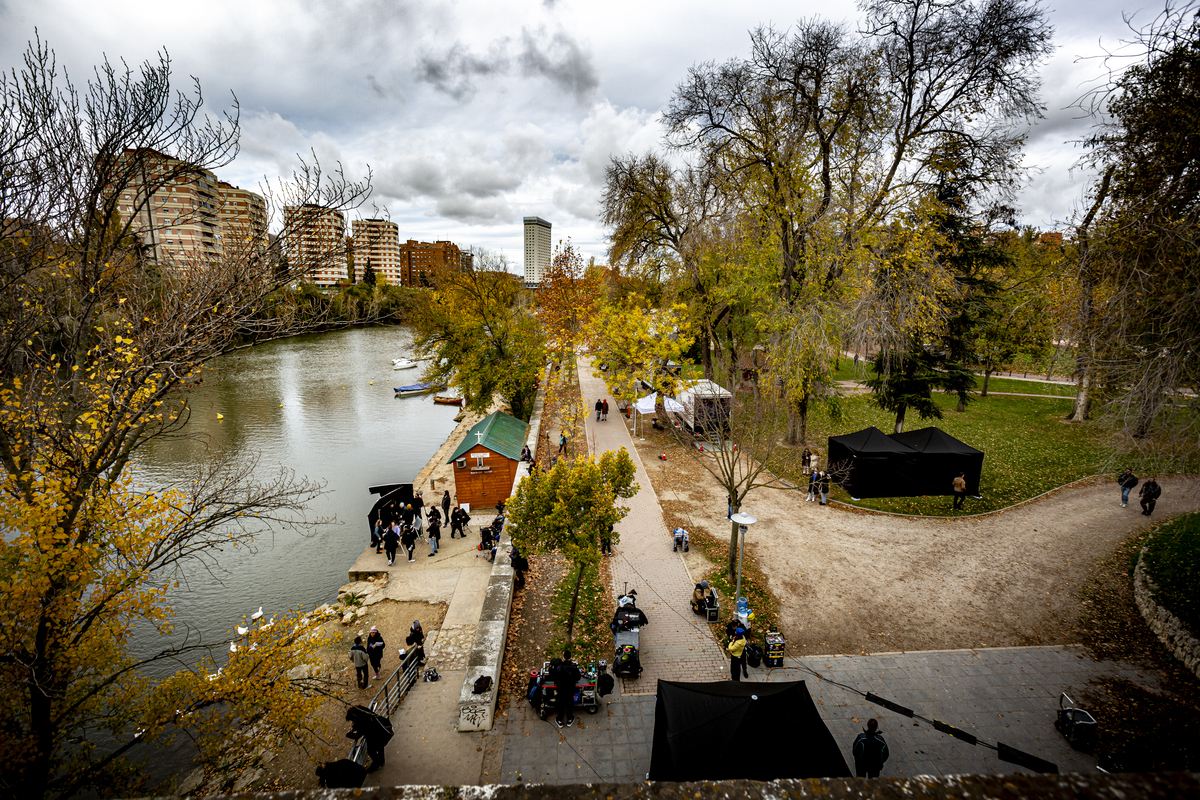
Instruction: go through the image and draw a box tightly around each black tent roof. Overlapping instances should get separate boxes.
[890,426,983,456]
[648,680,850,781]
[829,425,919,455]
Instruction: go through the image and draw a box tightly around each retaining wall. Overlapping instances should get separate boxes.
[1134,539,1200,679]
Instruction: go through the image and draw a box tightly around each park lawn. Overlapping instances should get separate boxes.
[1142,512,1200,634]
[979,375,1076,397]
[769,391,1109,515]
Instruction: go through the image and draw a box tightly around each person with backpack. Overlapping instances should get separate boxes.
[852,719,890,777]
[1139,477,1162,516]
[366,626,386,680]
[1118,468,1139,508]
[551,650,581,728]
[349,636,370,689]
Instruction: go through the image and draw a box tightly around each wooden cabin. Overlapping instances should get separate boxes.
[448,411,527,509]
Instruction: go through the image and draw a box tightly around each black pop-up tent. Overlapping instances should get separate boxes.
[826,426,920,499]
[890,427,984,496]
[648,680,850,781]
[366,482,414,535]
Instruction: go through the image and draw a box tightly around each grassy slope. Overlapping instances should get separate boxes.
[1142,512,1200,632]
[770,391,1109,515]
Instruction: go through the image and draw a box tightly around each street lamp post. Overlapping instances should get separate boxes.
[729,512,757,620]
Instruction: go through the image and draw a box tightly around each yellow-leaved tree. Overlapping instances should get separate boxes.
[0,40,369,800]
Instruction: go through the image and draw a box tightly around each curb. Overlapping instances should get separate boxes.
[1134,535,1200,680]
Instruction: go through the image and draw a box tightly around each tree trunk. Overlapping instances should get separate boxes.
[1067,371,1091,422]
[785,396,808,446]
[727,499,740,582]
[565,562,586,647]
[982,369,992,397]
[701,329,714,380]
[1044,345,1061,382]
[956,394,966,413]
[894,404,907,434]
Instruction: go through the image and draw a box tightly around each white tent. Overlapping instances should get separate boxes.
[633,393,684,438]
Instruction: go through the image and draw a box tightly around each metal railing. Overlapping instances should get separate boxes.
[348,646,423,765]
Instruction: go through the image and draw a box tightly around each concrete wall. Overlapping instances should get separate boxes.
[456,366,548,731]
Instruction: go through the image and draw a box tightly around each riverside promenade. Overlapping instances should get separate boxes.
[576,357,728,691]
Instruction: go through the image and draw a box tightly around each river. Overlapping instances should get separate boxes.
[131,325,460,674]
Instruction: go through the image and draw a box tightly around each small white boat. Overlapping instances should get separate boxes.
[392,358,419,370]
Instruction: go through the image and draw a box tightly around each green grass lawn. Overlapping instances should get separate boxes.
[1142,512,1200,633]
[769,391,1109,515]
[978,375,1076,397]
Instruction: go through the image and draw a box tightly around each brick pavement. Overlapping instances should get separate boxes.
[577,358,728,693]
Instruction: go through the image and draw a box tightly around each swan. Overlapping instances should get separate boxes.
[260,616,275,631]
[250,606,264,621]
[236,625,249,636]
[229,641,237,653]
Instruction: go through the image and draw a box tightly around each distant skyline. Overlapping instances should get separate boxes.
[1,0,1161,273]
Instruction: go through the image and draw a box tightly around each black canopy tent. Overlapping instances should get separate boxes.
[826,426,920,499]
[648,680,850,782]
[366,482,414,535]
[890,427,984,496]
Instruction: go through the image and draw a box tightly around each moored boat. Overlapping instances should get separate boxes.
[433,395,464,406]
[394,382,444,397]
[392,358,419,370]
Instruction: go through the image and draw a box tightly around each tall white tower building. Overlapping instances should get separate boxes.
[523,216,552,286]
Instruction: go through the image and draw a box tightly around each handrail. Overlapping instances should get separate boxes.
[348,646,423,765]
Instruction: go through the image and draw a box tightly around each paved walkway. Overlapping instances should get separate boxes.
[495,644,1144,783]
[577,358,728,693]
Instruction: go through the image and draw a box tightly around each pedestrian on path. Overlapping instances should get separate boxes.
[401,524,417,562]
[405,620,426,665]
[382,523,399,566]
[952,472,967,510]
[802,448,812,475]
[806,472,818,502]
[350,636,370,689]
[428,515,441,555]
[727,628,748,681]
[852,719,890,778]
[559,432,568,453]
[1140,477,1161,516]
[1118,468,1139,507]
[602,398,609,421]
[451,505,467,538]
[818,470,830,505]
[595,399,604,421]
[366,626,386,680]
[371,519,383,552]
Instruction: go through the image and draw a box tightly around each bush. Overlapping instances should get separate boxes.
[1142,512,1200,633]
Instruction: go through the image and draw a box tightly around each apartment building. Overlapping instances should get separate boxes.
[523,216,551,286]
[350,219,401,284]
[283,205,347,286]
[398,239,464,286]
[113,149,266,266]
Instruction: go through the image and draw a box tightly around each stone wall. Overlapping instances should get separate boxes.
[1134,540,1200,679]
[456,366,549,732]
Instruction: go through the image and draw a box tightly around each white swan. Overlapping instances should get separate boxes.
[229,641,238,653]
[250,606,264,621]
[236,625,249,636]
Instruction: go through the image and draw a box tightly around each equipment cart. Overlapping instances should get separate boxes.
[764,629,785,667]
[529,660,606,719]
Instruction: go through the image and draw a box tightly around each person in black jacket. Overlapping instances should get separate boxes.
[1118,468,1139,507]
[401,523,418,562]
[345,705,393,772]
[510,547,529,590]
[366,626,386,680]
[382,523,400,566]
[441,489,452,520]
[450,506,468,538]
[405,620,426,665]
[818,470,830,505]
[552,650,582,728]
[852,719,889,777]
[1139,477,1162,516]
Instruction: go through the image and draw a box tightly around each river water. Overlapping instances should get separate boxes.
[132,325,460,673]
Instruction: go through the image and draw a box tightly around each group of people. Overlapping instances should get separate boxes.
[805,470,830,504]
[347,620,426,692]
[1118,469,1162,516]
[372,489,473,564]
[594,398,610,421]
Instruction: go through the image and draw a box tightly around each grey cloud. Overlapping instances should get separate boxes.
[433,194,516,224]
[415,27,597,102]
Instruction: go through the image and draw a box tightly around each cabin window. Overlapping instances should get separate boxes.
[456,458,466,469]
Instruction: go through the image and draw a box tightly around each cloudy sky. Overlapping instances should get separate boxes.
[1,0,1160,271]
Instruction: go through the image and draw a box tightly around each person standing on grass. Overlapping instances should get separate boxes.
[727,628,748,681]
[801,448,812,475]
[1140,477,1161,516]
[852,719,890,777]
[1118,468,1139,508]
[350,636,370,689]
[366,626,386,680]
[952,472,967,510]
[818,470,830,505]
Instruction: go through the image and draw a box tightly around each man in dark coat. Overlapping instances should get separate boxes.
[551,650,581,728]
[852,719,890,777]
[818,470,830,505]
[345,705,393,772]
[451,506,468,538]
[441,489,452,520]
[401,524,418,562]
[1139,477,1162,516]
[595,399,604,421]
[315,759,367,788]
[1119,468,1139,507]
[382,524,400,566]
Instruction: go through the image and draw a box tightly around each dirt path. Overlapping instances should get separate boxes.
[628,425,1200,656]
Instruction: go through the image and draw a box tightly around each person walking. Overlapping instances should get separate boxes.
[1118,468,1139,508]
[727,628,748,681]
[806,470,818,502]
[801,448,812,476]
[552,651,581,728]
[405,620,426,665]
[510,546,528,590]
[441,489,452,521]
[602,399,609,421]
[401,524,418,563]
[350,636,370,689]
[428,514,441,555]
[952,472,967,510]
[345,706,392,773]
[451,505,467,538]
[371,519,383,553]
[366,626,386,681]
[818,470,830,505]
[595,399,604,421]
[382,523,400,566]
[559,432,568,453]
[852,719,890,778]
[1140,477,1161,516]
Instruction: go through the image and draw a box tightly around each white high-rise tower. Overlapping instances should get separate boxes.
[523,216,552,286]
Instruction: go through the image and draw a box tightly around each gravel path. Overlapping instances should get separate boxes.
[633,430,1200,657]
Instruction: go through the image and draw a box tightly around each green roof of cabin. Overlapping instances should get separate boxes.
[448,411,528,463]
